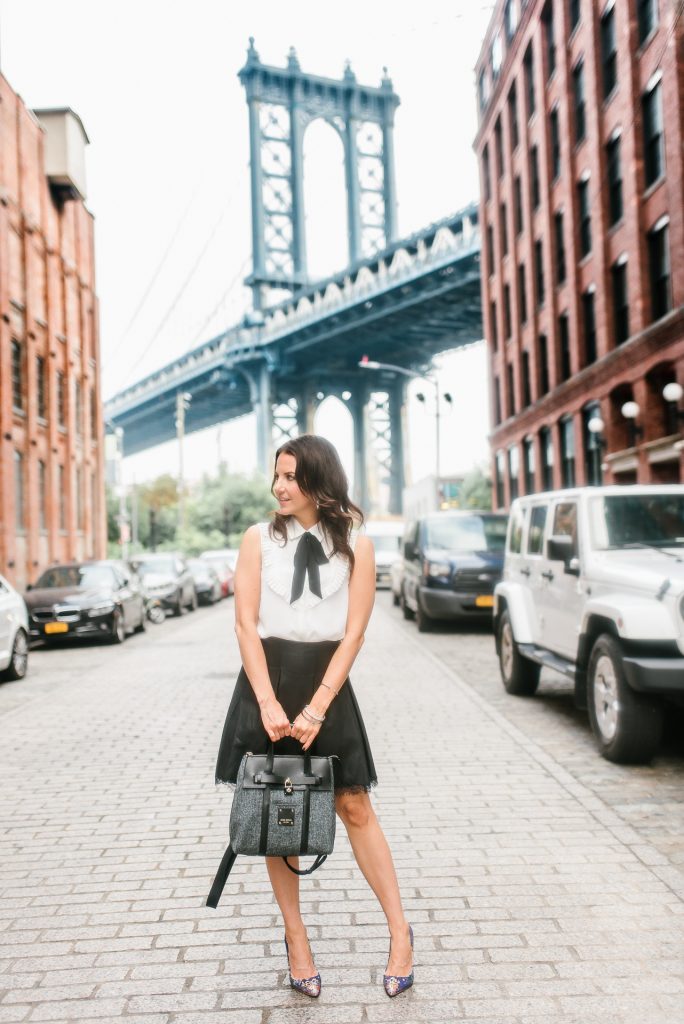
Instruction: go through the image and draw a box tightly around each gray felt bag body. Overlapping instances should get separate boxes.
[206,746,336,908]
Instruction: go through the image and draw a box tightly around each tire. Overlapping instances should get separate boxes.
[587,633,664,764]
[148,603,165,625]
[109,610,126,645]
[401,585,415,621]
[416,594,433,633]
[1,629,28,681]
[498,610,540,695]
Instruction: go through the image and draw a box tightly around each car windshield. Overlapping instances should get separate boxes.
[590,494,684,549]
[135,558,176,576]
[424,515,508,552]
[188,560,209,575]
[369,535,401,553]
[36,565,116,589]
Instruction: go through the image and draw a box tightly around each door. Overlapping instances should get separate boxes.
[524,502,550,645]
[543,500,584,659]
[402,521,420,609]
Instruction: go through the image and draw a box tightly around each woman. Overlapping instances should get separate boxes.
[214,434,413,998]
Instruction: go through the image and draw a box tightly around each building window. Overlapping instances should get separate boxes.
[11,340,24,412]
[648,217,671,321]
[540,427,554,489]
[38,460,47,532]
[542,1,556,78]
[57,371,66,428]
[508,445,520,501]
[494,376,502,425]
[554,211,566,284]
[523,437,535,493]
[507,362,516,417]
[14,450,25,531]
[518,262,528,324]
[504,283,512,339]
[514,176,524,235]
[559,312,572,381]
[495,450,505,507]
[75,379,83,436]
[572,62,586,144]
[583,402,603,485]
[490,299,498,350]
[642,79,664,187]
[487,224,495,277]
[582,290,597,364]
[606,135,623,225]
[578,177,592,257]
[523,44,535,117]
[492,32,503,81]
[58,465,66,531]
[638,0,658,45]
[495,117,504,177]
[36,356,47,420]
[560,415,576,486]
[500,201,509,256]
[482,144,491,201]
[530,145,540,209]
[535,239,545,306]
[600,6,618,100]
[538,334,550,395]
[478,69,489,113]
[522,350,532,407]
[76,467,84,531]
[550,108,561,179]
[612,259,629,344]
[91,387,98,442]
[569,0,581,31]
[508,84,519,150]
[504,0,518,42]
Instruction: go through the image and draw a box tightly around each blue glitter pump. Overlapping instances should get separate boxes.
[383,924,414,997]
[284,937,321,998]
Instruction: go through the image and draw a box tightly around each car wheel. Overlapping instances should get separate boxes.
[148,602,166,625]
[2,629,29,681]
[498,610,540,695]
[416,595,433,633]
[110,609,126,645]
[587,633,663,764]
[400,585,415,621]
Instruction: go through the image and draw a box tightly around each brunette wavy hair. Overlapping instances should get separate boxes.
[269,434,364,569]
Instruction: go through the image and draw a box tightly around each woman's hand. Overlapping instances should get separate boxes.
[259,697,291,742]
[290,712,322,752]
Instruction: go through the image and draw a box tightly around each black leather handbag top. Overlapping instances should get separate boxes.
[242,752,334,791]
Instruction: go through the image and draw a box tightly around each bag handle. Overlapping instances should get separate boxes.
[266,741,313,778]
[282,853,327,876]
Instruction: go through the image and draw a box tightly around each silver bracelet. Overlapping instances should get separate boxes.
[302,704,325,723]
[320,682,339,697]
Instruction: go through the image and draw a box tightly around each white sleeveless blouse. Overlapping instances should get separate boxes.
[257,518,362,642]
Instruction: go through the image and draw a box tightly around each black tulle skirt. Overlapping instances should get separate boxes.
[215,636,378,793]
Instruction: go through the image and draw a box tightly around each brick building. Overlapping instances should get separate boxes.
[0,75,106,590]
[474,0,684,508]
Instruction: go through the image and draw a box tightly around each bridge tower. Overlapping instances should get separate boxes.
[239,40,406,514]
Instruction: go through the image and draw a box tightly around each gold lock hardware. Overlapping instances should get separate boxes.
[284,777,294,795]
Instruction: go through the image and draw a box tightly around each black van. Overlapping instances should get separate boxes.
[400,510,508,631]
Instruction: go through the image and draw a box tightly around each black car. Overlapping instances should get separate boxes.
[187,559,222,605]
[401,510,509,631]
[130,553,197,616]
[24,561,146,644]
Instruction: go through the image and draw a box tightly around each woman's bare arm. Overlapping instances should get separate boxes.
[233,524,290,741]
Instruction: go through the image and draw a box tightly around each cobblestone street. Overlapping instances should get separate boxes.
[1,596,683,1024]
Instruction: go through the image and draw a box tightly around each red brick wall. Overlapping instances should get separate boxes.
[0,75,106,590]
[474,0,684,508]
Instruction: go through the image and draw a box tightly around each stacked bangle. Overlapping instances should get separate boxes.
[302,704,326,724]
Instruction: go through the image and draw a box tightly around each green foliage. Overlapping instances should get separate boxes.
[460,465,493,510]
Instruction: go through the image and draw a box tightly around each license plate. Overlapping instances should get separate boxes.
[45,622,69,634]
[475,595,494,608]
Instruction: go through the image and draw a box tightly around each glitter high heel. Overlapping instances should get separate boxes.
[383,923,414,997]
[284,936,321,998]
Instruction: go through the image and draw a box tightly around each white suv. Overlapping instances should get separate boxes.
[0,573,29,681]
[494,485,684,764]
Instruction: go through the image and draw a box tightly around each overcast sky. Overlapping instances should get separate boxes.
[0,0,494,489]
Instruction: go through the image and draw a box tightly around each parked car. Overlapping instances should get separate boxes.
[390,557,405,606]
[401,510,509,631]
[199,551,236,597]
[0,573,29,680]
[494,485,684,764]
[365,520,404,589]
[130,553,197,616]
[24,561,146,644]
[187,559,222,605]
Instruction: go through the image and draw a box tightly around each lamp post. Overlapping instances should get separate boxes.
[175,391,192,533]
[621,400,644,449]
[587,414,606,485]
[358,357,451,487]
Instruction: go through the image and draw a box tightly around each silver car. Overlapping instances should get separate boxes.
[0,573,29,680]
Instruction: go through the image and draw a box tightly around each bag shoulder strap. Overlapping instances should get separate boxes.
[206,842,237,909]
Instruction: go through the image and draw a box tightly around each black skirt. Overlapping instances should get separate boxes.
[215,636,378,793]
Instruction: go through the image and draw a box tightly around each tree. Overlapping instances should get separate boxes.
[460,465,493,510]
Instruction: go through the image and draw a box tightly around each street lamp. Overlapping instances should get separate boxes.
[587,415,606,485]
[621,400,643,448]
[663,382,684,434]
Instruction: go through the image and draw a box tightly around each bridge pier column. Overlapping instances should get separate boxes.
[296,383,316,435]
[388,379,407,515]
[255,362,273,476]
[351,385,369,514]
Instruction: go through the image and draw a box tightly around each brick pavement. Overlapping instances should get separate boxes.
[0,599,683,1023]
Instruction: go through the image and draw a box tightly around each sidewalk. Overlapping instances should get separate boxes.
[0,601,682,1023]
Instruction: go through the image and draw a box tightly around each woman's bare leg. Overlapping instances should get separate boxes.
[265,856,316,978]
[335,791,412,976]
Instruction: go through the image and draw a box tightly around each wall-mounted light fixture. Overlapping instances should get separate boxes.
[621,401,644,447]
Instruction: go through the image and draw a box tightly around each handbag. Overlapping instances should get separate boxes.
[206,745,336,908]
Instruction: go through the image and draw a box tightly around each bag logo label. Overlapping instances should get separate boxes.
[278,807,295,826]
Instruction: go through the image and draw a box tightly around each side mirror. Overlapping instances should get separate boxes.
[547,535,576,563]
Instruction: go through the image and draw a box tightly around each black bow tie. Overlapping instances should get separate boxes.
[290,531,329,604]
